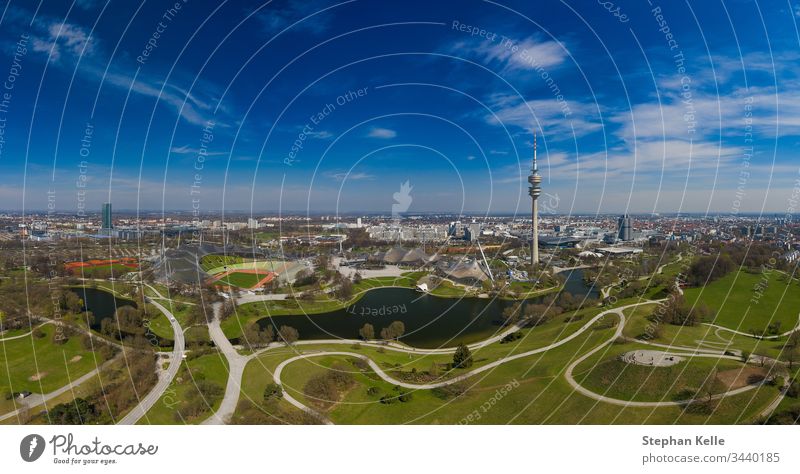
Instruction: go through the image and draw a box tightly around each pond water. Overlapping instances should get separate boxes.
[70,287,136,331]
[256,268,598,349]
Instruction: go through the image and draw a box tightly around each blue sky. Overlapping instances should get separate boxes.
[0,0,799,215]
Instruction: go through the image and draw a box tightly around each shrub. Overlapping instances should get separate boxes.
[263,383,283,402]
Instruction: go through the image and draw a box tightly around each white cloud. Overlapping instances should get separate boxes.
[486,94,602,138]
[453,35,568,74]
[367,127,397,139]
[307,130,333,139]
[329,171,374,181]
[30,21,95,64]
[170,145,227,156]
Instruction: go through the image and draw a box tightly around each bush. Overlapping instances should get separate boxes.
[263,383,283,402]
[379,394,398,404]
[500,331,523,344]
[787,381,800,398]
[432,382,469,400]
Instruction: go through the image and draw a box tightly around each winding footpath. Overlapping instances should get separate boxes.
[117,297,185,425]
[270,300,767,422]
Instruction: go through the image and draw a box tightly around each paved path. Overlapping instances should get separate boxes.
[270,302,658,422]
[702,319,800,340]
[0,322,50,342]
[117,298,185,425]
[272,300,765,421]
[202,302,250,424]
[563,308,761,407]
[235,293,288,305]
[759,388,786,420]
[0,358,115,423]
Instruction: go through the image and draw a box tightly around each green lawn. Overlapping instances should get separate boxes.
[622,304,789,360]
[138,351,229,424]
[144,301,210,344]
[71,264,134,278]
[351,273,425,293]
[573,342,742,402]
[0,324,109,396]
[683,270,800,334]
[245,322,775,424]
[214,271,268,289]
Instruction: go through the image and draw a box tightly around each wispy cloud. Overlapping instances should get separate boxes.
[170,145,227,156]
[31,21,95,63]
[328,171,374,181]
[307,130,333,139]
[451,34,568,76]
[485,94,602,138]
[258,0,334,35]
[20,14,226,128]
[367,127,397,139]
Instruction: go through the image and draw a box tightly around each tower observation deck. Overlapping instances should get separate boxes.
[528,133,542,266]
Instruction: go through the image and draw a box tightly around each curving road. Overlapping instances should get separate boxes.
[117,298,185,425]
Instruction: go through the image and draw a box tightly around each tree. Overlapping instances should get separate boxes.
[741,350,751,363]
[358,323,375,340]
[278,325,299,345]
[784,345,799,369]
[380,321,405,340]
[336,279,353,300]
[500,304,522,326]
[452,343,473,369]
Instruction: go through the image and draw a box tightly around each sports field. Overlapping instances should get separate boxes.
[214,270,274,289]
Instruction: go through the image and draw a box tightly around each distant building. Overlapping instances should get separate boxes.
[617,214,632,241]
[101,202,113,230]
[465,222,481,241]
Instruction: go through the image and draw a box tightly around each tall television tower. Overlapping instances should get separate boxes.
[528,132,542,266]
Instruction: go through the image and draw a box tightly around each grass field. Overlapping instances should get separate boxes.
[351,272,425,293]
[683,270,800,333]
[237,320,777,424]
[71,264,134,278]
[622,304,791,360]
[221,296,348,338]
[139,351,229,424]
[0,324,108,397]
[573,343,742,402]
[214,271,269,289]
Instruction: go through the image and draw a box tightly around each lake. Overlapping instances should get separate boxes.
[70,286,136,331]
[256,268,598,348]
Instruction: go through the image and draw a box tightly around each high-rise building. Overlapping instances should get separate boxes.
[101,202,113,230]
[465,222,481,241]
[528,133,542,265]
[617,214,632,241]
